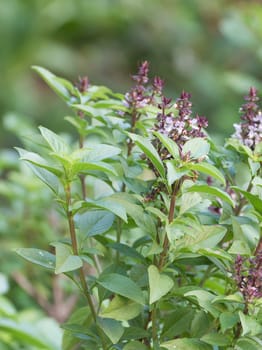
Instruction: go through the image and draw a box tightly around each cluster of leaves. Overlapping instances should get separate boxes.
[15,63,262,350]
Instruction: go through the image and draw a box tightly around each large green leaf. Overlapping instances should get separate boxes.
[231,186,262,214]
[239,311,262,337]
[99,295,142,321]
[148,265,174,304]
[75,210,114,237]
[187,185,235,207]
[182,138,210,159]
[175,225,227,252]
[72,161,117,176]
[97,273,145,304]
[32,66,75,103]
[98,318,124,344]
[39,126,69,155]
[123,341,148,350]
[128,133,165,178]
[187,162,226,185]
[16,248,55,270]
[16,148,63,177]
[51,242,83,274]
[161,338,212,350]
[201,332,232,346]
[166,161,188,186]
[153,131,180,158]
[82,197,127,222]
[73,144,121,162]
[184,290,220,317]
[108,243,146,263]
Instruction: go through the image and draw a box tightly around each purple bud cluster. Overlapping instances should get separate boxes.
[124,61,164,110]
[154,90,208,149]
[234,252,262,303]
[232,87,262,150]
[76,76,89,93]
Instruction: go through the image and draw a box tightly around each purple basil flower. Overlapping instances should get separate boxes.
[232,87,262,150]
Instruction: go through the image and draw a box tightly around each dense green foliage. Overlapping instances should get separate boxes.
[1,63,260,349]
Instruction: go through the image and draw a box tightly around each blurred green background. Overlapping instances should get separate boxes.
[1,0,262,148]
[1,0,262,346]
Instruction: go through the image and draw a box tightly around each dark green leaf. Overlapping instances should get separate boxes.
[97,273,145,304]
[75,210,114,237]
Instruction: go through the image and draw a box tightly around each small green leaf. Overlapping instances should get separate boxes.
[148,265,174,304]
[161,338,212,350]
[188,162,226,186]
[187,185,235,207]
[166,161,188,186]
[228,240,251,255]
[82,197,127,222]
[16,248,55,270]
[128,133,165,178]
[99,295,141,321]
[123,341,148,350]
[98,318,124,344]
[39,126,68,155]
[184,290,219,317]
[231,187,262,214]
[153,131,180,158]
[201,333,232,346]
[72,161,117,176]
[16,148,63,177]
[219,312,239,333]
[179,192,202,215]
[108,243,146,262]
[182,138,210,159]
[97,273,145,304]
[52,243,82,274]
[239,311,262,336]
[75,210,114,237]
[73,144,121,162]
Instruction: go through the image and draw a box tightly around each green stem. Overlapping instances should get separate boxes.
[64,182,107,350]
[151,306,158,349]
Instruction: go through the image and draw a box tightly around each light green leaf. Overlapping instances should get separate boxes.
[161,338,212,350]
[73,144,121,162]
[228,240,251,255]
[128,133,165,178]
[123,341,148,350]
[0,318,52,349]
[97,273,145,304]
[185,290,219,317]
[179,192,202,215]
[201,333,231,346]
[187,185,235,207]
[182,138,210,159]
[166,161,188,186]
[75,210,114,237]
[82,197,127,222]
[16,148,63,177]
[187,162,226,186]
[236,337,262,350]
[231,187,262,214]
[148,265,174,304]
[32,66,74,103]
[98,318,124,344]
[72,161,117,176]
[219,312,239,333]
[39,126,68,155]
[99,295,142,321]
[153,131,180,158]
[239,311,262,337]
[52,243,82,274]
[16,248,55,270]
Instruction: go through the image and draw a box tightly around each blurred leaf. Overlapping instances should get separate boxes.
[16,248,55,270]
[99,295,141,321]
[187,185,235,207]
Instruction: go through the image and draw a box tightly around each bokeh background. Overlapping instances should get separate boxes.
[1,0,262,348]
[1,0,262,148]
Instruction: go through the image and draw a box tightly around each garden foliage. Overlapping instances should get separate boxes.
[13,62,262,349]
